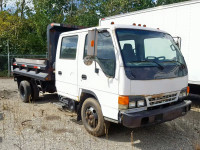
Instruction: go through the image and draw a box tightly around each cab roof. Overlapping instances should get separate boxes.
[60,24,167,36]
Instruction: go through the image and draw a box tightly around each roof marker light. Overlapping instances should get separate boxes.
[133,23,136,26]
[143,25,146,27]
[111,22,114,25]
[51,23,54,27]
[157,28,160,30]
[138,24,141,26]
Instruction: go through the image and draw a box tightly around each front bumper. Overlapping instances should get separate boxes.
[121,100,191,128]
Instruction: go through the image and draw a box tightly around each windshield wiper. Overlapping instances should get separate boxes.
[145,60,164,70]
[127,60,164,70]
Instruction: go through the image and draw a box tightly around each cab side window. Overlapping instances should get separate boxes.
[84,31,116,77]
[60,35,78,59]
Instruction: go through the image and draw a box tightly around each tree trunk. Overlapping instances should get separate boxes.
[0,0,3,12]
[21,0,25,19]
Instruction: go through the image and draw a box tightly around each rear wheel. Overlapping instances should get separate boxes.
[19,80,32,103]
[81,98,105,137]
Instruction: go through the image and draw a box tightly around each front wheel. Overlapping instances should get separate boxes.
[81,98,105,137]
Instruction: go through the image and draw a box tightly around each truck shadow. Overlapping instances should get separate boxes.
[33,93,59,104]
[189,84,200,106]
[188,94,200,106]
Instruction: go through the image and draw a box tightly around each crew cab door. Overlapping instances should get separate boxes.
[56,34,79,100]
[78,30,119,120]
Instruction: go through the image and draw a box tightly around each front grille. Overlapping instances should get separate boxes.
[148,93,178,106]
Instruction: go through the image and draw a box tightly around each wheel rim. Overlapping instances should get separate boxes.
[85,106,98,128]
[20,86,25,98]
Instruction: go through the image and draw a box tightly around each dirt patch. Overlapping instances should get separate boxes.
[0,113,4,120]
[45,115,61,121]
[41,125,48,131]
[2,103,12,111]
[21,120,33,129]
[0,78,200,150]
[0,89,18,99]
[53,128,73,134]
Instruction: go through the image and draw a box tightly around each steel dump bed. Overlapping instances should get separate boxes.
[13,58,50,81]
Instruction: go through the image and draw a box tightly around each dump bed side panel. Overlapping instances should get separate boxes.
[15,58,47,65]
[13,58,51,81]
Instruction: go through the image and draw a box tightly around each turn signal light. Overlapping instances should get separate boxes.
[91,40,94,47]
[187,86,190,95]
[118,96,129,109]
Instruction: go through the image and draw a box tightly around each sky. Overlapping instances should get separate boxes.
[4,0,34,12]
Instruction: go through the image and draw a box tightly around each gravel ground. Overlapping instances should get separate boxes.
[0,78,200,150]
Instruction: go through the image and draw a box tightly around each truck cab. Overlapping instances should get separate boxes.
[55,24,191,136]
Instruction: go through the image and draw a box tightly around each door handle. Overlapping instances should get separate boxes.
[58,71,62,75]
[82,74,87,80]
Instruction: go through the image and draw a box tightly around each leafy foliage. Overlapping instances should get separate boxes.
[0,0,189,55]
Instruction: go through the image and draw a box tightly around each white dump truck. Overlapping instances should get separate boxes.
[13,23,191,136]
[100,0,200,85]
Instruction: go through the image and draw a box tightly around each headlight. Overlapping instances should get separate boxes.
[179,87,188,98]
[129,96,146,108]
[137,100,145,107]
[129,101,136,108]
[179,91,187,97]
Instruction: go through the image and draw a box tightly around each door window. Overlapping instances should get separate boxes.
[60,35,78,59]
[84,31,116,77]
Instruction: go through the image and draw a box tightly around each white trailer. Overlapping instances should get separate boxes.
[100,0,200,85]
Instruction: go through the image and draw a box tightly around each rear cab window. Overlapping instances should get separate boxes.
[60,35,78,59]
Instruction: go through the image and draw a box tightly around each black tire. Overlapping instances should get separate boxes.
[19,80,32,103]
[81,98,105,137]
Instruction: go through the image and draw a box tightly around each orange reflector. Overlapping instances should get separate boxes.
[91,40,94,47]
[143,24,146,27]
[138,24,141,26]
[101,18,105,20]
[133,23,136,26]
[51,23,54,27]
[118,96,129,105]
[111,21,114,25]
[187,86,190,94]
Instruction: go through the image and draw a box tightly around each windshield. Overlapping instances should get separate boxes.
[116,29,187,80]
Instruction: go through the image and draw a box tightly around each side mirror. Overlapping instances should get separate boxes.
[87,29,98,57]
[173,36,181,50]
